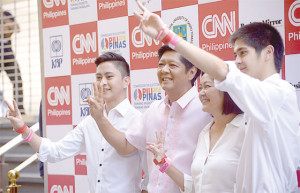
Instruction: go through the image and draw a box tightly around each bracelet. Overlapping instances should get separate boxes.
[15,123,27,134]
[24,129,34,142]
[155,25,166,41]
[159,158,171,173]
[153,155,167,165]
[168,34,181,49]
[161,31,173,45]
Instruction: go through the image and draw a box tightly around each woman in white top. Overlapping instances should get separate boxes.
[147,73,245,193]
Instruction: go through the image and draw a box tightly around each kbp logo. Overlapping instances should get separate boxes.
[47,86,70,106]
[289,0,300,26]
[43,0,66,8]
[202,11,236,39]
[50,185,73,193]
[132,26,160,48]
[72,32,97,54]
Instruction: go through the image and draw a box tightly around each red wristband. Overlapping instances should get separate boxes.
[15,123,27,134]
[153,155,167,165]
[162,31,173,45]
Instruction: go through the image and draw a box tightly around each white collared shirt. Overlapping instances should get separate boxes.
[216,62,300,193]
[182,114,245,193]
[126,87,212,193]
[38,99,144,193]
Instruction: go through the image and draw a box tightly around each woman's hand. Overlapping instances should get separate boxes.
[5,99,25,130]
[146,130,166,159]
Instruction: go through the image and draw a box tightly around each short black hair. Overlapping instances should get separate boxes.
[158,45,200,86]
[230,22,284,73]
[94,52,130,77]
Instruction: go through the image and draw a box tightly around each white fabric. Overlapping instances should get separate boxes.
[182,114,245,193]
[126,87,212,193]
[216,62,300,193]
[38,99,145,193]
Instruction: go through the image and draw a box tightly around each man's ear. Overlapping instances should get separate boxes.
[264,45,274,61]
[123,76,130,88]
[188,66,198,81]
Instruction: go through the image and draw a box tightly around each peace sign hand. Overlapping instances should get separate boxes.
[4,99,24,130]
[84,81,104,120]
[134,0,165,39]
[146,130,166,159]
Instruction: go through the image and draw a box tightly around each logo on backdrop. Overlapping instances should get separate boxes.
[42,0,68,28]
[100,31,127,53]
[50,35,63,69]
[132,83,162,110]
[129,14,162,70]
[285,0,300,55]
[97,0,128,20]
[48,175,75,193]
[69,0,90,10]
[70,22,98,75]
[198,0,238,60]
[169,16,194,44]
[45,76,72,125]
[75,155,87,175]
[79,83,92,117]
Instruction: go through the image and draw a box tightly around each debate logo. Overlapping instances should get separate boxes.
[289,0,300,26]
[100,33,127,51]
[133,87,162,102]
[202,11,236,39]
[169,16,193,44]
[43,0,66,8]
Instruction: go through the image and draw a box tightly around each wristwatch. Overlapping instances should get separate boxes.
[153,155,167,165]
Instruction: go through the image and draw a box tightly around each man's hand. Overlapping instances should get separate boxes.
[133,0,165,39]
[146,130,166,159]
[5,99,24,130]
[84,81,104,120]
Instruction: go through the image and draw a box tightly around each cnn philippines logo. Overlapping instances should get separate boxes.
[47,86,70,106]
[50,185,73,193]
[132,26,160,48]
[72,32,97,54]
[289,0,300,26]
[43,0,66,8]
[202,11,236,39]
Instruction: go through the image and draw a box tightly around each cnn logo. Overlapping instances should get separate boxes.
[43,0,66,8]
[72,32,97,54]
[47,86,70,106]
[50,185,73,193]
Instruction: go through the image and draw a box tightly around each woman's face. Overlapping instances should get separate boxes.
[198,73,224,116]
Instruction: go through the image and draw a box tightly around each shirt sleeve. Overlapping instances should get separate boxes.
[179,173,194,193]
[215,61,293,125]
[37,125,85,163]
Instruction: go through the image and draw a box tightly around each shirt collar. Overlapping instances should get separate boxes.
[228,114,244,127]
[163,86,198,109]
[104,98,131,117]
[264,73,280,82]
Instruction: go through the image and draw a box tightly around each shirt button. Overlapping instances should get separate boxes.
[99,164,102,166]
[98,180,100,183]
[245,122,247,125]
[101,148,104,151]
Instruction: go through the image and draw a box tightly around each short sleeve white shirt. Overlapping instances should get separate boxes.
[126,87,212,193]
[215,62,300,193]
[38,99,144,193]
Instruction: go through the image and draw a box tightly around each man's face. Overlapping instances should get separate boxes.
[233,39,265,79]
[95,61,128,104]
[157,51,193,98]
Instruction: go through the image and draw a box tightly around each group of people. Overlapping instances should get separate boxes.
[4,1,300,193]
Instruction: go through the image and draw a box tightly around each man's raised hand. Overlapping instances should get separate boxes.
[4,99,24,130]
[84,81,104,120]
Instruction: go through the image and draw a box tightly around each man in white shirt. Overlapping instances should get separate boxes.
[5,52,147,193]
[133,2,300,192]
[86,45,212,193]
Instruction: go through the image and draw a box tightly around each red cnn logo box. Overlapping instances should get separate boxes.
[129,13,162,70]
[97,0,128,20]
[285,0,300,55]
[70,22,98,75]
[48,175,75,193]
[198,0,239,60]
[45,76,72,125]
[41,0,69,28]
[162,0,198,10]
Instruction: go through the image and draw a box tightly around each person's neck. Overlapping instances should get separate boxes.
[211,113,237,132]
[258,61,277,81]
[167,85,192,104]
[105,96,126,115]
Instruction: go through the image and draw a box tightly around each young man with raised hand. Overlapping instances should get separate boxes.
[86,45,211,193]
[133,1,300,193]
[5,52,147,193]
